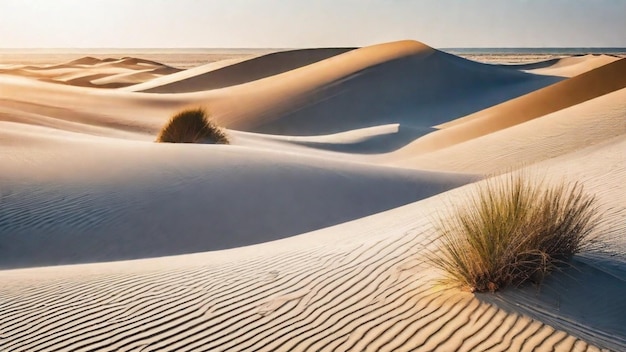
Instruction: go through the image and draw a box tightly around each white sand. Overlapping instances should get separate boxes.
[0,40,624,351]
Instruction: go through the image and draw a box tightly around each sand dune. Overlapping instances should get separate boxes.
[193,41,563,135]
[389,58,626,156]
[0,128,471,268]
[0,75,192,136]
[124,48,355,93]
[0,40,624,351]
[437,57,626,129]
[0,138,622,351]
[0,56,181,88]
[499,54,621,77]
[0,40,559,138]
[390,87,626,172]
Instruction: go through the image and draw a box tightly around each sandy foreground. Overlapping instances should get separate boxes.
[0,40,625,351]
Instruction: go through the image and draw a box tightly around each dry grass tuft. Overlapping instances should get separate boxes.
[156,108,230,144]
[431,173,600,293]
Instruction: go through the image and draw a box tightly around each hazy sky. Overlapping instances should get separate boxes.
[1,0,625,48]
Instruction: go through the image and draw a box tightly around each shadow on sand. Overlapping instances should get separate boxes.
[477,256,626,351]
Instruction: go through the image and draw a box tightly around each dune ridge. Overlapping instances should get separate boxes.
[124,48,355,93]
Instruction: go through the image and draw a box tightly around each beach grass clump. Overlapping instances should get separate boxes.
[431,173,599,293]
[156,108,229,144]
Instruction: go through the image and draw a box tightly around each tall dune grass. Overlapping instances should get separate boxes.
[156,108,229,144]
[431,173,600,293]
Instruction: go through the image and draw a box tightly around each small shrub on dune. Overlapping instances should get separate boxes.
[431,173,600,293]
[156,108,229,144]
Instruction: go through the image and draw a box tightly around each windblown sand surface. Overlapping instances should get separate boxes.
[0,40,624,351]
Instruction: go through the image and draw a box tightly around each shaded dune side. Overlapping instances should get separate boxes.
[438,58,626,129]
[232,124,434,155]
[211,41,561,135]
[0,136,472,269]
[391,88,626,172]
[127,48,355,93]
[1,140,622,351]
[392,58,626,156]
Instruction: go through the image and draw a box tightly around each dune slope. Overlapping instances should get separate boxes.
[391,87,626,172]
[125,48,355,93]
[0,128,471,268]
[204,41,561,135]
[391,58,626,156]
[0,137,622,351]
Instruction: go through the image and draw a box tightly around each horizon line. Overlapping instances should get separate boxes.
[1,46,626,50]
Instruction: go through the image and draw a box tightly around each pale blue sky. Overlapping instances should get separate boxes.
[1,0,624,48]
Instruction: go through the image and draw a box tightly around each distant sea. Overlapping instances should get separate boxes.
[444,47,626,55]
[1,47,625,68]
[443,47,626,64]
